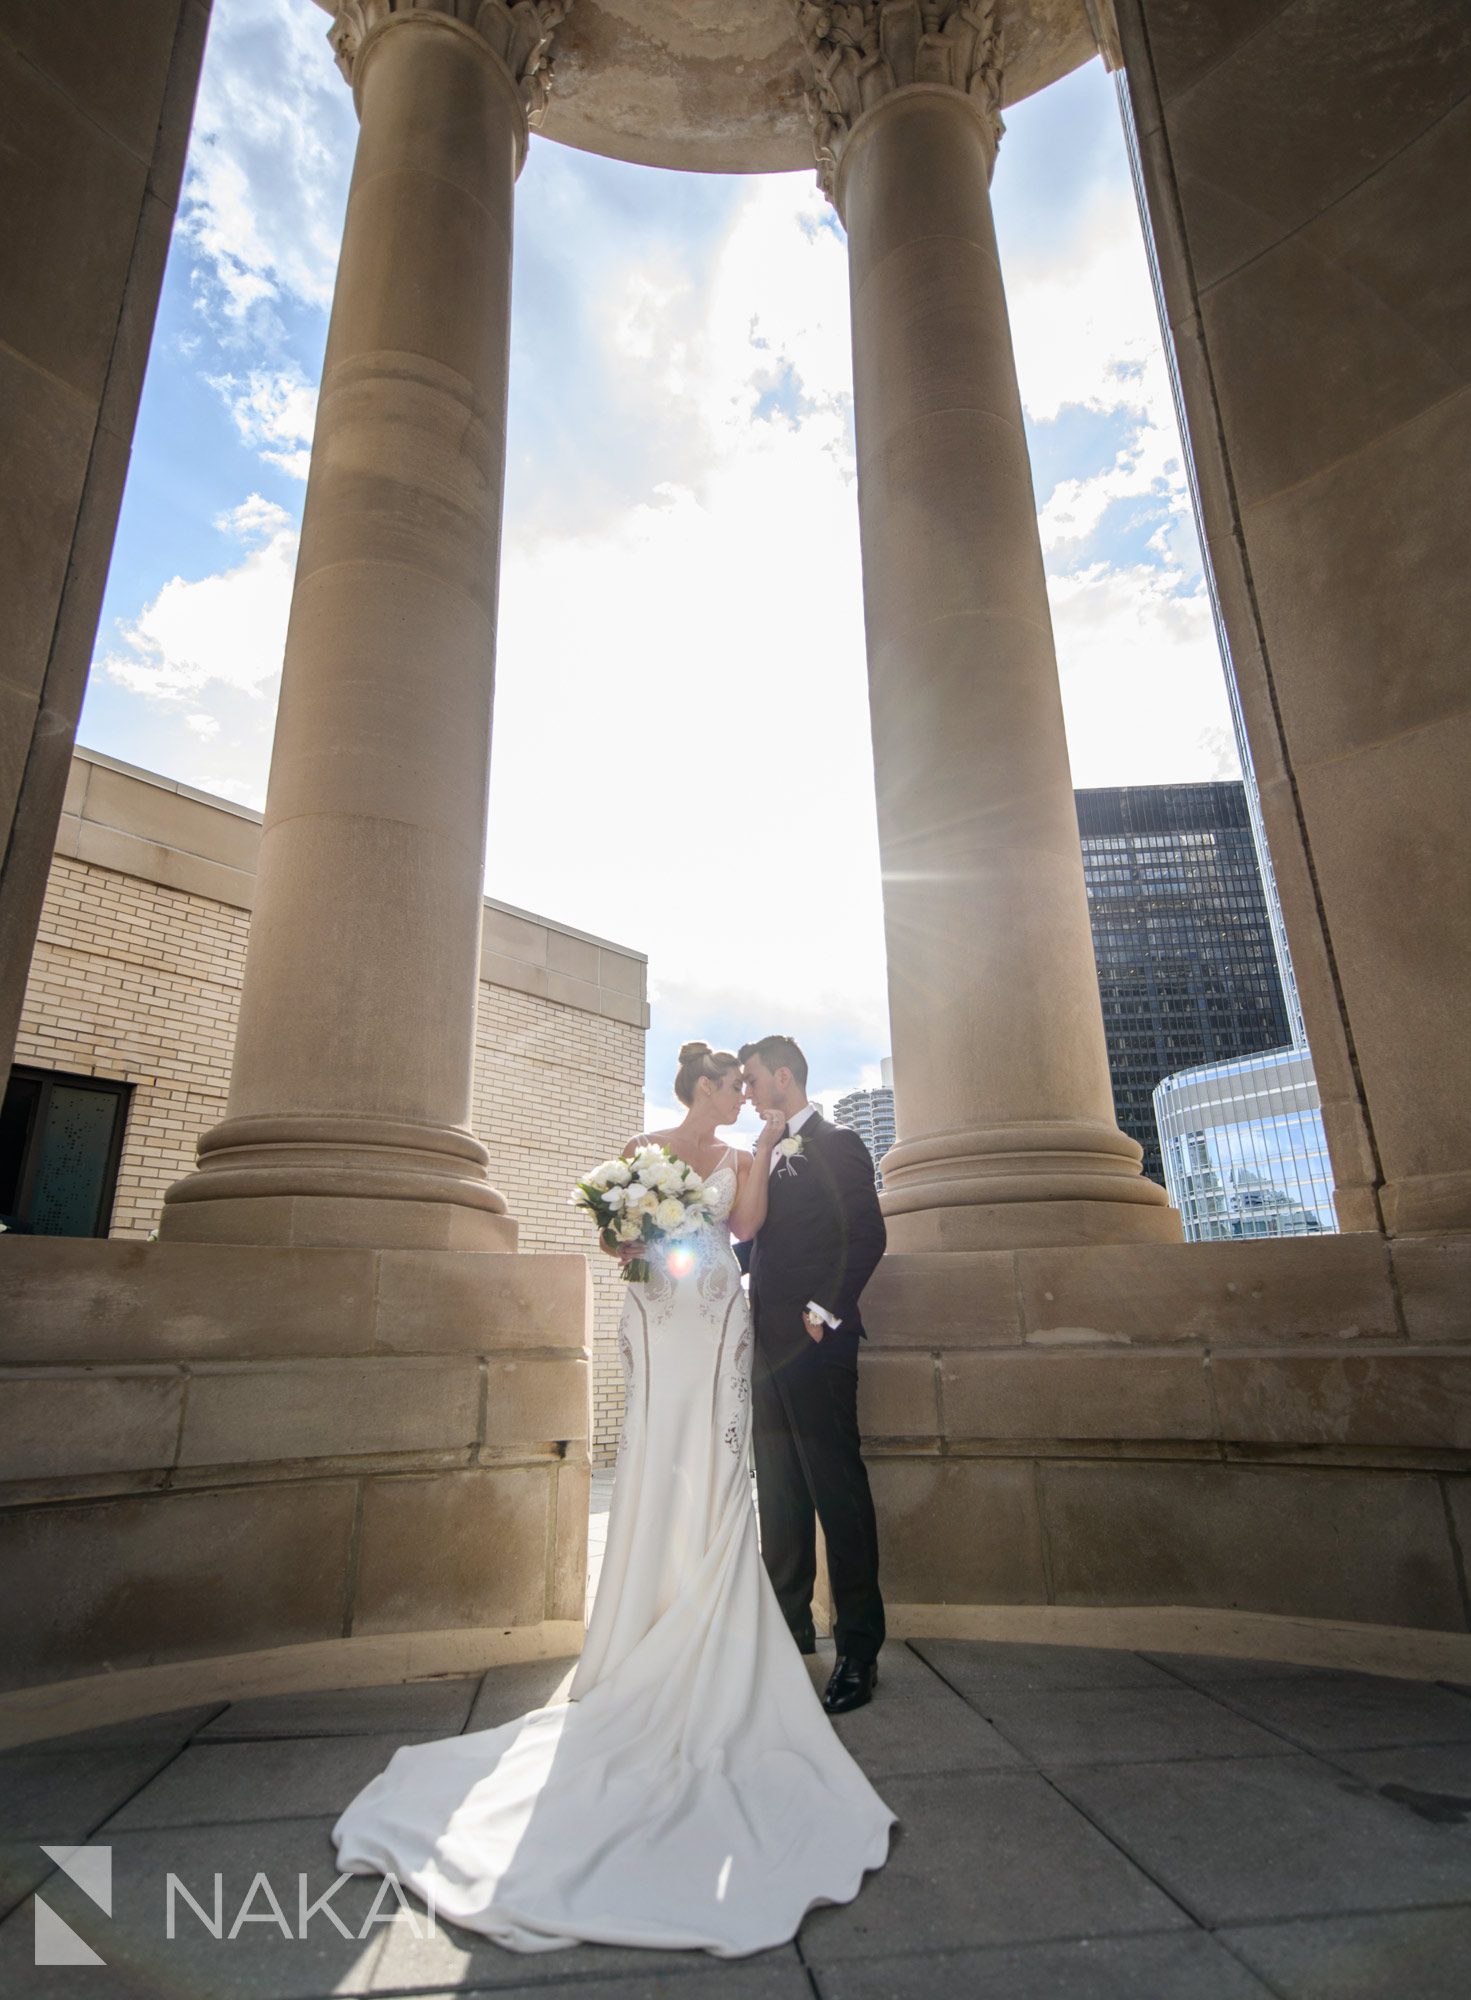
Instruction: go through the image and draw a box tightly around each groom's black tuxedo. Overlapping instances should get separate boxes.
[749,1110,887,1666]
[748,1110,888,1352]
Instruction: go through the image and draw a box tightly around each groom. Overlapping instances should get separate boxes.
[739,1034,887,1714]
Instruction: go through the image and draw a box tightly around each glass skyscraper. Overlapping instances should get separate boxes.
[1076,783,1291,1184]
[1154,1046,1337,1241]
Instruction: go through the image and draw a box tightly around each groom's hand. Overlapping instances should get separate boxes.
[802,1310,825,1342]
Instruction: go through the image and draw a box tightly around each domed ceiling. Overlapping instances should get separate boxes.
[314,2,1102,173]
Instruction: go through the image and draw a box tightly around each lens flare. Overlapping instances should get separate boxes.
[666,1243,697,1280]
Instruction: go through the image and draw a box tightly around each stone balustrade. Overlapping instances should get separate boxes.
[857,1236,1470,1636]
[0,1238,592,1731]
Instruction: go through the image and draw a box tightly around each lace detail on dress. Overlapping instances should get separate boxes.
[616,1327,636,1457]
[724,1324,753,1452]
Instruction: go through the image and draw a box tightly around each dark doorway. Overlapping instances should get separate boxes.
[0,1067,131,1236]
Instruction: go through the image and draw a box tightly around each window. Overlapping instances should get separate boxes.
[0,1067,131,1236]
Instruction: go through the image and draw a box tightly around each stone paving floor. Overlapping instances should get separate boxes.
[3,1493,1471,1998]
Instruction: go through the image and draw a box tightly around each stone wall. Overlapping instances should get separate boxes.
[861,1235,1470,1637]
[1115,0,1471,1238]
[1,1236,594,1715]
[0,0,211,1086]
[12,747,645,1458]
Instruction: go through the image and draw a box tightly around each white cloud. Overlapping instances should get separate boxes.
[1037,414,1182,553]
[98,496,298,705]
[181,0,353,327]
[1003,182,1169,429]
[993,172,1237,784]
[489,177,889,1038]
[1049,562,1239,787]
[207,363,318,477]
[184,712,221,740]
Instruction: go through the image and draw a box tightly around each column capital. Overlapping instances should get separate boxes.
[327,1,571,126]
[792,1,1004,202]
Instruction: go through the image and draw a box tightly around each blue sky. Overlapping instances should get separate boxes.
[83,0,1238,1131]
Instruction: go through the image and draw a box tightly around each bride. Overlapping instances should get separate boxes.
[330,1039,895,1954]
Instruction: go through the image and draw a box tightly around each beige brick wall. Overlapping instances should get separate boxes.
[471,985,642,1461]
[15,855,245,1238]
[13,749,645,1466]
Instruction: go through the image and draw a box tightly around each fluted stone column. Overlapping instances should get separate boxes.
[162,1,569,1251]
[797,2,1178,1250]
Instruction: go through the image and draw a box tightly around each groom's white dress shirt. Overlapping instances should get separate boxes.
[767,1101,840,1332]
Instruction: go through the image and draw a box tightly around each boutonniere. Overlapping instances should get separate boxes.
[775,1134,804,1177]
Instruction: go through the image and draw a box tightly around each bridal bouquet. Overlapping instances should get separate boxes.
[571,1145,715,1284]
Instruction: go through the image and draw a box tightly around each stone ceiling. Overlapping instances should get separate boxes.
[311,2,1102,172]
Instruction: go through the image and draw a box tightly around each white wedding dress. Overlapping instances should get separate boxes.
[330,1151,895,1954]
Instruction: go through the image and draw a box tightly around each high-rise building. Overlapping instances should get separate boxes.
[1076,784,1291,1185]
[1154,1047,1337,1242]
[834,1057,896,1185]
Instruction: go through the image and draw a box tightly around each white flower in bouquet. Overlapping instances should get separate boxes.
[571,1143,716,1285]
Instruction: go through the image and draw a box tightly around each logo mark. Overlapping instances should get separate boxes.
[35,1844,110,1965]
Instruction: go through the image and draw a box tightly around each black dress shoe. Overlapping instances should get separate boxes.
[822,1656,878,1714]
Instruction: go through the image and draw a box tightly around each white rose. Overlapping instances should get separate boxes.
[655,1163,685,1195]
[616,1217,643,1242]
[672,1206,703,1236]
[606,1159,632,1186]
[777,1136,802,1158]
[628,1187,658,1216]
[655,1197,686,1231]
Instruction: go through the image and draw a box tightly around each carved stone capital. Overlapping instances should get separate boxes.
[792,1,1004,200]
[327,1,571,126]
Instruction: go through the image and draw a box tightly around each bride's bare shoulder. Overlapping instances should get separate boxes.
[620,1129,669,1159]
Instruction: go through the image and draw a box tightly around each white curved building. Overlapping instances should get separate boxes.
[1154,1047,1338,1244]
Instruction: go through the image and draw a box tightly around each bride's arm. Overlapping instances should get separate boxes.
[727,1111,783,1240]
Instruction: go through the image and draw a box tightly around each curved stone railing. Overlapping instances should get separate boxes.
[855,1235,1470,1672]
[0,1239,591,1746]
[4,1230,1468,1745]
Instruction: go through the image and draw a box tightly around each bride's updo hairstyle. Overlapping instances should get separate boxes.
[674,1040,740,1107]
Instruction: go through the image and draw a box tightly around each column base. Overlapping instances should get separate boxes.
[158,1192,517,1252]
[159,1112,517,1251]
[879,1120,1182,1251]
[882,1197,1183,1253]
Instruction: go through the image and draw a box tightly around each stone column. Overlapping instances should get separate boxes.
[796,2,1178,1250]
[161,0,569,1251]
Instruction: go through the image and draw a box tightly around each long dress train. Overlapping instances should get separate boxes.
[330,1155,895,1955]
